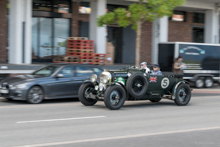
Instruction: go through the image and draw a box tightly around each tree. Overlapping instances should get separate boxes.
[97,0,185,66]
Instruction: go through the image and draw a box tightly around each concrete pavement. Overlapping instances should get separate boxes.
[0,92,220,147]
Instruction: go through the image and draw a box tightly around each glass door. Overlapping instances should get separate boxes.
[32,17,70,62]
[53,18,70,56]
[32,17,52,61]
[39,18,52,59]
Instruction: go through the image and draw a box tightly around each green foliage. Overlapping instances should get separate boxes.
[97,0,185,31]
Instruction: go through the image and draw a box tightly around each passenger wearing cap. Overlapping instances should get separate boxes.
[140,62,150,73]
[151,64,162,75]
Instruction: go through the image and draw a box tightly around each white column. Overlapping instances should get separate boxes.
[89,0,106,54]
[24,0,32,64]
[205,7,219,44]
[152,16,168,64]
[9,0,32,64]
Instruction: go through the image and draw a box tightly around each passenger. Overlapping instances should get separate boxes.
[151,64,162,75]
[140,62,150,73]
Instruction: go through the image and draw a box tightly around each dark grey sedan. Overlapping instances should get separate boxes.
[0,64,103,104]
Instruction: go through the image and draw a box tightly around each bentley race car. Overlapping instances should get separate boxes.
[78,66,192,110]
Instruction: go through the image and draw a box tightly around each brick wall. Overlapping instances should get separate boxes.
[168,12,193,42]
[71,2,80,37]
[0,0,7,63]
[140,22,152,64]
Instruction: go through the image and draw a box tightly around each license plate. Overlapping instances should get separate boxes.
[1,89,9,94]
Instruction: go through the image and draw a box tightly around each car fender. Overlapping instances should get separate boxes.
[172,81,186,100]
[112,82,128,99]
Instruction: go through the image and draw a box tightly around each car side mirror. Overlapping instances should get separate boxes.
[56,74,64,78]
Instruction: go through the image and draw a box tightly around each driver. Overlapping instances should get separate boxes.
[151,64,162,75]
[140,62,150,73]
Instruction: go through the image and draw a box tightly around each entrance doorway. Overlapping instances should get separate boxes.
[107,27,123,63]
[32,18,70,62]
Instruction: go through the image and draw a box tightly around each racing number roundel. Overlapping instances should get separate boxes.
[161,78,169,89]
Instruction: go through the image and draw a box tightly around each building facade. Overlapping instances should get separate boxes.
[0,0,219,65]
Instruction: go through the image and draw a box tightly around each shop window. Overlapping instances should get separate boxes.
[170,11,186,22]
[193,13,205,23]
[193,28,204,43]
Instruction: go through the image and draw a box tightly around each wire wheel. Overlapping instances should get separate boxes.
[132,78,144,93]
[104,85,126,110]
[109,90,121,106]
[175,83,191,106]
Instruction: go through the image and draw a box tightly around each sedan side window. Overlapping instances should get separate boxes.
[58,66,74,78]
[76,66,94,77]
[93,67,103,75]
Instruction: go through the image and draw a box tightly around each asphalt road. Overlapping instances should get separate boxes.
[0,87,219,147]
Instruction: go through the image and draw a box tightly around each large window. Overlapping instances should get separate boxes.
[193,13,205,23]
[193,28,204,43]
[33,0,71,13]
[32,18,70,61]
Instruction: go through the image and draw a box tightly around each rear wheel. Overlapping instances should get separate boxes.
[104,85,126,110]
[204,77,213,88]
[174,83,191,106]
[195,77,204,88]
[27,86,44,104]
[78,83,97,106]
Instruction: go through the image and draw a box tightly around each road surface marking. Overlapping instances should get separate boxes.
[16,116,106,124]
[13,126,220,147]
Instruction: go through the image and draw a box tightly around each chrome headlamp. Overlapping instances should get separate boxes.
[90,74,98,83]
[100,72,112,84]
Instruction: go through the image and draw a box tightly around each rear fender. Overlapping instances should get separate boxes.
[172,81,186,100]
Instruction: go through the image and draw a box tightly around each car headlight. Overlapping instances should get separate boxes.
[90,74,98,83]
[9,85,16,89]
[16,84,27,89]
[100,72,112,84]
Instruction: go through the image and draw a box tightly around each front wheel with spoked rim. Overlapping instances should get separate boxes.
[27,86,44,104]
[104,85,126,110]
[78,82,97,106]
[174,83,191,106]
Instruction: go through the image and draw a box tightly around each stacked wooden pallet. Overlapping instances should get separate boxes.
[67,37,94,64]
[53,37,106,65]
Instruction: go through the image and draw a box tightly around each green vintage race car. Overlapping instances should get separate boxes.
[78,66,192,110]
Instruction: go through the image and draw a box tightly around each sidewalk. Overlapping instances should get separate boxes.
[0,63,133,74]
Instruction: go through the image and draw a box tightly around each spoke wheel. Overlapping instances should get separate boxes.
[78,82,97,106]
[27,86,44,104]
[104,85,126,110]
[175,83,191,106]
